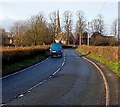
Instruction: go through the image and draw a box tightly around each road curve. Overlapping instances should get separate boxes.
[2,52,64,103]
[4,49,107,105]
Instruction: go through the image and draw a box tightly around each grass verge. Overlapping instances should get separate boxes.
[76,48,120,77]
[2,51,49,77]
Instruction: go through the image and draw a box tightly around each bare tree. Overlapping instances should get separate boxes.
[0,28,8,46]
[49,11,56,42]
[10,21,22,37]
[28,12,47,45]
[63,10,72,44]
[75,10,86,45]
[10,12,50,46]
[90,14,105,35]
[111,18,118,38]
[10,21,27,46]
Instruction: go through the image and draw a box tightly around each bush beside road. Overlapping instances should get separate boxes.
[77,45,120,76]
[2,46,49,77]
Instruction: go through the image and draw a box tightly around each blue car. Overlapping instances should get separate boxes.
[50,43,63,57]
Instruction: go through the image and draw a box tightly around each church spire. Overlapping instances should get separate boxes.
[55,10,61,36]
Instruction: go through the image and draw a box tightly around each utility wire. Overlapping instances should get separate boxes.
[97,0,107,16]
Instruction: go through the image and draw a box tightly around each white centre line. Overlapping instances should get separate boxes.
[28,80,46,91]
[62,62,65,66]
[3,51,66,105]
[18,94,24,98]
[52,68,61,76]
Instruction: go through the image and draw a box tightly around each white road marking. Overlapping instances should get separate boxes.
[62,62,65,66]
[28,80,46,91]
[2,57,49,79]
[52,68,61,76]
[1,104,6,106]
[3,52,66,104]
[18,94,24,98]
[75,50,110,105]
[27,90,31,93]
[40,60,45,63]
[40,57,49,63]
[83,57,110,106]
[52,51,66,76]
[38,80,46,85]
[49,75,52,78]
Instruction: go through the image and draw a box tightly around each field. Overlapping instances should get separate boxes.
[77,45,120,76]
[2,45,49,76]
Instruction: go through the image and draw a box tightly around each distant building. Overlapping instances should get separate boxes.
[54,10,76,45]
[0,28,15,46]
[55,32,75,45]
[90,32,117,46]
[55,32,67,44]
[73,32,88,45]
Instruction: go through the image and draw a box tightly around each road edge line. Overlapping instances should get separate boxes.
[2,52,66,105]
[75,50,110,106]
[83,57,110,106]
[2,56,50,79]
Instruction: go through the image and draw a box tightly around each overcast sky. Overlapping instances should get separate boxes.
[0,0,118,34]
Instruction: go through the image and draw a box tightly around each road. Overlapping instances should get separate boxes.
[2,49,118,105]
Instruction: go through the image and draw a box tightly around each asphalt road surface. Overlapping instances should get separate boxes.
[2,49,118,105]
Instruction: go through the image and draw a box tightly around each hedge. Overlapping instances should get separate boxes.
[2,46,49,65]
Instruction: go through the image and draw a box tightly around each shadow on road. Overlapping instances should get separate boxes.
[80,52,91,57]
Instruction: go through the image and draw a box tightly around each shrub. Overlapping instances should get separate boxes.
[78,45,119,62]
[77,45,120,76]
[2,45,49,65]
